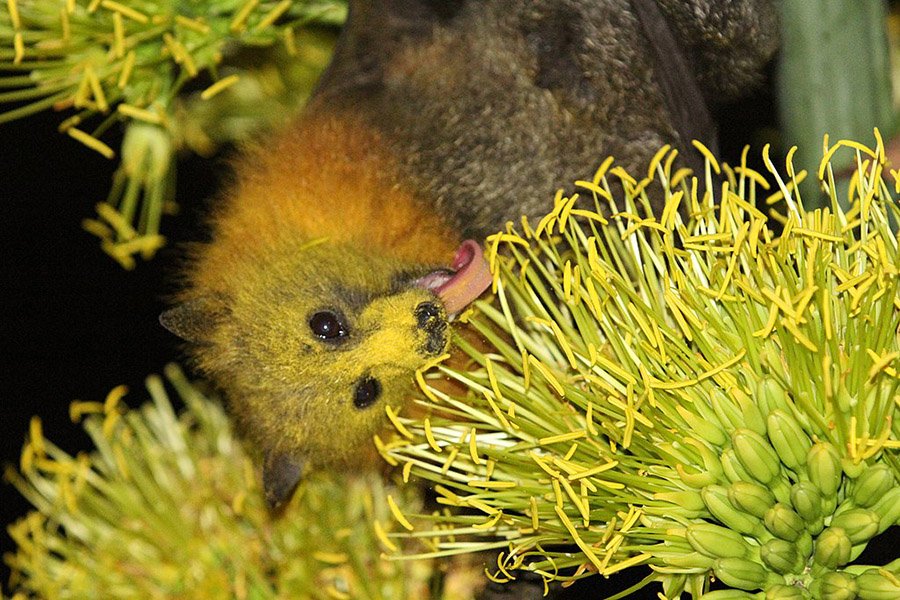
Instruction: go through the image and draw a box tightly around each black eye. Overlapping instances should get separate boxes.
[354,377,381,409]
[309,311,347,340]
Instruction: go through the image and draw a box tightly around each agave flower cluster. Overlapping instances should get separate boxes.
[0,0,344,267]
[4,365,444,600]
[381,138,900,599]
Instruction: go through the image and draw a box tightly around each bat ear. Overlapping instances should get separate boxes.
[159,297,228,343]
[263,451,304,510]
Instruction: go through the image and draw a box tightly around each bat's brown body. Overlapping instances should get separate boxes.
[162,0,778,509]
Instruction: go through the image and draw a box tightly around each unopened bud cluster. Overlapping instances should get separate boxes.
[662,377,899,599]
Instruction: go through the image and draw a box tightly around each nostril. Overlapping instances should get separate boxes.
[415,301,442,329]
[353,377,381,409]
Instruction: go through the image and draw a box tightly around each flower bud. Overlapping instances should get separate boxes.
[856,567,900,600]
[829,508,879,545]
[851,464,895,508]
[713,557,775,591]
[789,481,822,524]
[687,522,752,559]
[729,481,776,519]
[721,449,755,484]
[700,589,759,599]
[816,570,858,600]
[764,503,805,542]
[702,485,764,537]
[765,583,808,600]
[807,443,842,499]
[756,377,791,416]
[767,410,811,471]
[813,526,852,569]
[868,487,900,534]
[733,429,782,485]
[760,538,802,575]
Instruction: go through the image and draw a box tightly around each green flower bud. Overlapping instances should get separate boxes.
[842,457,867,479]
[760,538,802,575]
[807,442,842,499]
[816,571,858,600]
[795,531,814,561]
[660,551,716,569]
[700,589,760,599]
[729,481,777,519]
[764,503,805,542]
[767,410,811,471]
[856,568,900,600]
[678,405,729,447]
[711,390,746,433]
[829,508,880,545]
[789,482,823,524]
[735,388,767,437]
[687,522,753,559]
[733,429,783,485]
[765,583,809,600]
[722,449,756,484]
[703,485,765,537]
[851,464,895,508]
[678,463,720,489]
[756,377,791,417]
[869,487,900,534]
[655,489,707,516]
[813,527,852,569]
[686,437,726,481]
[713,557,780,591]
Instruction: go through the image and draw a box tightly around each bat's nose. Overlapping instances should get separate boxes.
[415,301,448,356]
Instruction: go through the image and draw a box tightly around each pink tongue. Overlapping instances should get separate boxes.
[429,240,493,315]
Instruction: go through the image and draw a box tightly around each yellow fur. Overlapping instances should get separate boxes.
[166,114,465,503]
[193,114,458,294]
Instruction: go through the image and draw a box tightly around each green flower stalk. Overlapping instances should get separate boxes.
[380,137,900,598]
[4,365,463,600]
[1,0,345,267]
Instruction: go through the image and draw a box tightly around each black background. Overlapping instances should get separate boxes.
[0,63,894,598]
[0,111,219,592]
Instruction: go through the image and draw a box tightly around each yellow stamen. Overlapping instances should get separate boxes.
[200,74,240,100]
[13,32,24,64]
[117,103,163,124]
[386,495,414,531]
[175,14,210,34]
[384,405,413,439]
[254,0,292,31]
[28,417,45,456]
[692,140,721,174]
[7,0,21,29]
[117,51,136,89]
[423,418,442,452]
[468,427,482,465]
[539,431,586,446]
[69,400,103,422]
[468,480,516,489]
[67,128,115,159]
[554,505,604,573]
[101,0,149,24]
[112,11,125,58]
[373,520,398,552]
[230,0,260,32]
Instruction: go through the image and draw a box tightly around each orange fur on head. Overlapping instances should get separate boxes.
[194,113,460,296]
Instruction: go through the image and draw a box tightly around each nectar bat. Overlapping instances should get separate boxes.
[161,0,778,508]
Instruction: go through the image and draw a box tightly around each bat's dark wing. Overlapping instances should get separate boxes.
[631,0,719,160]
[309,0,777,236]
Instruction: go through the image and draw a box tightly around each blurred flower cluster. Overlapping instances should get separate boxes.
[1,0,345,267]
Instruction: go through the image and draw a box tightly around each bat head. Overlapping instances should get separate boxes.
[161,238,490,508]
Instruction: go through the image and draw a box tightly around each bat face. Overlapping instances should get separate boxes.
[162,238,490,507]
